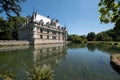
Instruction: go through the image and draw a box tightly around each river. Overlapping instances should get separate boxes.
[0,43,120,80]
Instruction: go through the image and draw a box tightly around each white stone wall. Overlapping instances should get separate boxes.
[34,39,64,45]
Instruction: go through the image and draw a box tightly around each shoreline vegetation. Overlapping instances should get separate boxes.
[0,40,120,50]
[88,41,120,51]
[88,41,120,46]
[88,41,120,48]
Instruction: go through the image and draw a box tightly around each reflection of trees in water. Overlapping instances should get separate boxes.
[94,44,120,54]
[87,43,96,52]
[67,43,120,54]
[87,43,120,54]
[67,43,87,49]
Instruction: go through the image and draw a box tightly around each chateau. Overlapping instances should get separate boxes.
[18,11,67,45]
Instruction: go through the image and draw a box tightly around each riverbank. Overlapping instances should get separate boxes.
[88,41,120,44]
[88,41,120,47]
[111,54,120,73]
[0,40,71,46]
[0,40,29,47]
[0,40,30,51]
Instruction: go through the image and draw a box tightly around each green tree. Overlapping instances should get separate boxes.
[80,35,87,43]
[0,0,26,17]
[67,34,85,43]
[0,16,27,40]
[104,36,112,41]
[0,17,13,40]
[99,0,120,26]
[8,16,27,39]
[96,33,104,41]
[87,32,95,41]
[113,25,120,41]
[99,0,120,41]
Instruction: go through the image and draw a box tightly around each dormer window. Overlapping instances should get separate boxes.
[39,20,44,26]
[51,20,56,27]
[46,22,50,27]
[56,20,59,23]
[58,26,60,29]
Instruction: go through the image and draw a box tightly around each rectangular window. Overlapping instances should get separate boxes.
[47,30,49,34]
[58,37,60,40]
[47,36,49,39]
[31,28,33,31]
[40,35,43,39]
[40,29,43,33]
[52,31,56,35]
[62,33,64,36]
[37,28,40,33]
[58,32,60,35]
[62,37,64,40]
[52,36,56,39]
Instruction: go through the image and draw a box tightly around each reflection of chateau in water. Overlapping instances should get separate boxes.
[33,44,67,67]
[0,44,67,79]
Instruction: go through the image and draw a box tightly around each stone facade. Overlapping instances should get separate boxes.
[18,12,67,45]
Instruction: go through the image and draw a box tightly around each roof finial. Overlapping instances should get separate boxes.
[36,10,37,14]
[33,6,35,14]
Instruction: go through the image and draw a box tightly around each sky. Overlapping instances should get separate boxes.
[20,0,114,35]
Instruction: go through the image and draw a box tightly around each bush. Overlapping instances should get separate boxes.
[104,37,112,41]
[116,36,120,41]
[83,39,88,43]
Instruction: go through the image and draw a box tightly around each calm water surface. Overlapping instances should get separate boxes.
[0,43,120,80]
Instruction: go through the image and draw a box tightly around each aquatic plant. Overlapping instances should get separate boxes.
[27,64,54,80]
[0,71,16,80]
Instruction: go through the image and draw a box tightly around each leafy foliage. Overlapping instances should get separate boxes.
[0,0,26,17]
[95,28,120,41]
[0,17,13,40]
[67,34,87,43]
[8,16,27,39]
[87,32,96,41]
[0,16,27,40]
[99,0,120,27]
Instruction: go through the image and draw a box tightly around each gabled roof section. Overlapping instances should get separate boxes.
[31,11,63,28]
[33,13,51,24]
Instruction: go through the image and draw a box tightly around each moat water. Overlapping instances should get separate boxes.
[0,43,120,80]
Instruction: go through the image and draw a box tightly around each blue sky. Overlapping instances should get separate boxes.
[20,0,114,35]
